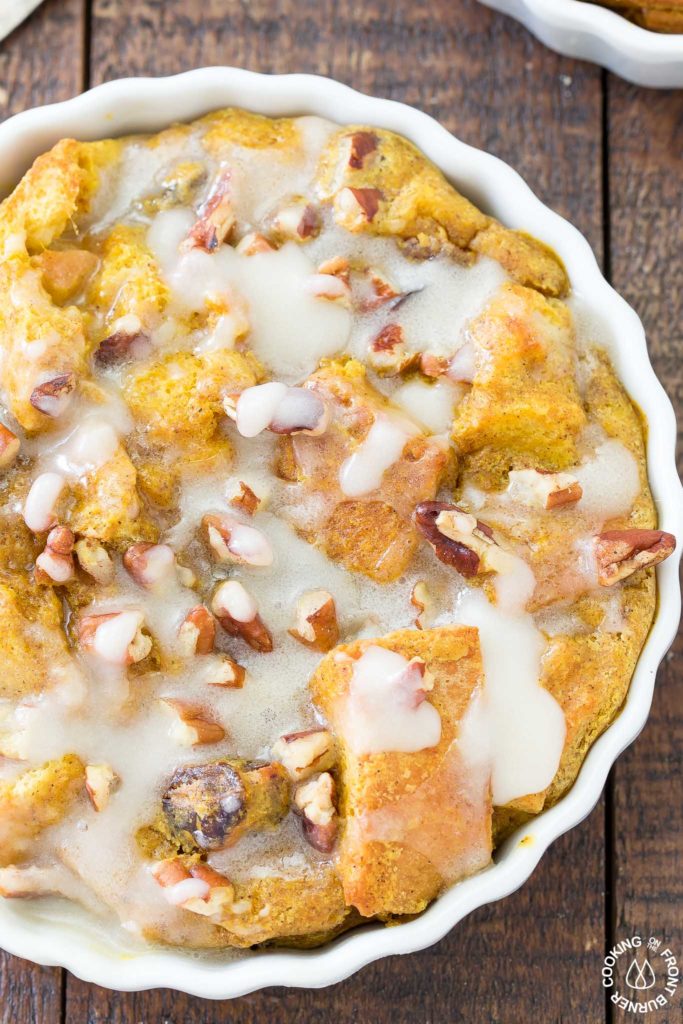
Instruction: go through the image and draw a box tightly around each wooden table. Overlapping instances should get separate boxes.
[0,2,680,1020]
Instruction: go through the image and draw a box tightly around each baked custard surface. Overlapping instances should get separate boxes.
[0,108,675,950]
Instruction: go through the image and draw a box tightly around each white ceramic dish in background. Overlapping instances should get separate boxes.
[0,67,680,998]
[0,0,44,45]
[479,0,683,88]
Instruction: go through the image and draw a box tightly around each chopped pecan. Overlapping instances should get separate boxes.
[336,186,382,226]
[411,580,435,629]
[202,514,273,567]
[271,729,336,781]
[29,373,76,418]
[183,863,235,916]
[508,468,582,510]
[226,480,261,516]
[205,654,246,689]
[289,591,339,652]
[236,231,276,256]
[35,525,76,585]
[367,324,419,376]
[420,353,450,378]
[211,580,273,652]
[95,326,150,366]
[293,772,338,853]
[85,763,119,812]
[347,131,378,169]
[303,273,350,301]
[415,501,510,577]
[178,606,216,656]
[123,542,176,587]
[317,255,350,283]
[35,548,74,586]
[160,698,226,747]
[595,529,676,586]
[78,610,152,665]
[73,538,114,585]
[45,525,74,555]
[183,170,235,252]
[270,199,321,241]
[447,340,478,383]
[361,268,401,310]
[152,858,236,915]
[0,424,20,469]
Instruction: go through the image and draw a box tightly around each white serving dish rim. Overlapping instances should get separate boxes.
[0,67,680,999]
[478,0,683,88]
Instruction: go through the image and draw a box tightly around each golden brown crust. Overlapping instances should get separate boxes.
[0,756,85,866]
[315,126,569,297]
[453,283,586,487]
[311,627,492,918]
[0,138,118,258]
[279,359,450,582]
[124,349,262,456]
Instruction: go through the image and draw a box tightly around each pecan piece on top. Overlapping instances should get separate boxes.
[347,131,378,169]
[29,373,76,418]
[595,529,676,586]
[293,771,338,853]
[95,327,150,366]
[183,170,235,252]
[414,501,498,577]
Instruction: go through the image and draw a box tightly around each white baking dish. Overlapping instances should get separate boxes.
[0,67,680,998]
[478,0,683,88]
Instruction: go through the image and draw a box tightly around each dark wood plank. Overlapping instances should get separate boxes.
[0,3,85,1020]
[0,0,85,123]
[606,79,683,1022]
[73,2,608,1018]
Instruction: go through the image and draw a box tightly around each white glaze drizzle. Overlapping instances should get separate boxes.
[453,590,566,807]
[344,646,441,755]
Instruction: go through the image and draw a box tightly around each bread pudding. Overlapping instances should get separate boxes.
[0,108,675,951]
[587,0,683,31]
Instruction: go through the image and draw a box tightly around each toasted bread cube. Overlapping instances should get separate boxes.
[87,224,169,333]
[210,869,348,948]
[199,107,301,158]
[0,581,74,700]
[33,249,99,304]
[311,626,492,918]
[539,574,654,809]
[0,755,85,866]
[0,259,86,432]
[278,360,450,583]
[69,443,157,548]
[134,864,348,950]
[0,137,119,258]
[452,284,585,484]
[124,349,262,455]
[471,222,568,299]
[315,127,567,296]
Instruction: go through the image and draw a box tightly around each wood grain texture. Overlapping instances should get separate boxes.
[0,0,84,120]
[606,79,683,1024]
[75,2,609,1018]
[0,4,84,1021]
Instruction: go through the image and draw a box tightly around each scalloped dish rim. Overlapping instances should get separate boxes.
[478,0,683,88]
[0,67,680,998]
